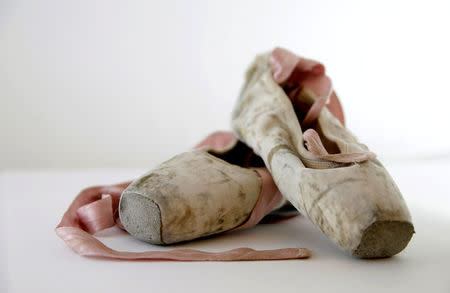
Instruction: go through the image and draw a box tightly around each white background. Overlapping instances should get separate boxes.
[1,0,450,169]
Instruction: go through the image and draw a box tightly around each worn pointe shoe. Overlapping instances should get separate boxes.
[232,48,414,258]
[119,132,287,245]
[56,131,309,261]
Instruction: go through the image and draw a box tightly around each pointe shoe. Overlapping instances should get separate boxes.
[231,48,414,258]
[119,132,287,245]
[56,131,308,261]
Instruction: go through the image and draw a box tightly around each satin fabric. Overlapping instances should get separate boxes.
[270,47,374,164]
[269,47,345,126]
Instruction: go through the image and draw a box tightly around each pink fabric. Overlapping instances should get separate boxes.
[56,131,309,261]
[269,47,345,126]
[270,48,374,164]
[194,131,237,150]
[301,95,330,129]
[55,227,308,261]
[303,129,376,163]
[76,194,115,234]
[231,168,283,232]
[57,183,130,232]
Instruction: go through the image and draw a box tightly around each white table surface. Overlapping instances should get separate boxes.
[1,159,450,293]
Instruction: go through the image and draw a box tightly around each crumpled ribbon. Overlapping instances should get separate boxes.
[269,47,345,127]
[56,131,310,261]
[270,47,375,163]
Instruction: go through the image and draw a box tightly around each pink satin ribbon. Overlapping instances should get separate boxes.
[231,168,283,232]
[303,129,376,162]
[269,47,345,127]
[56,132,310,261]
[270,47,374,164]
[55,227,308,261]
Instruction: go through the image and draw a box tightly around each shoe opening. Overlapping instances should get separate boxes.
[208,140,265,168]
[291,90,341,155]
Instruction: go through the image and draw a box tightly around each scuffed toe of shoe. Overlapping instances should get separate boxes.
[119,192,163,245]
[353,220,414,258]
